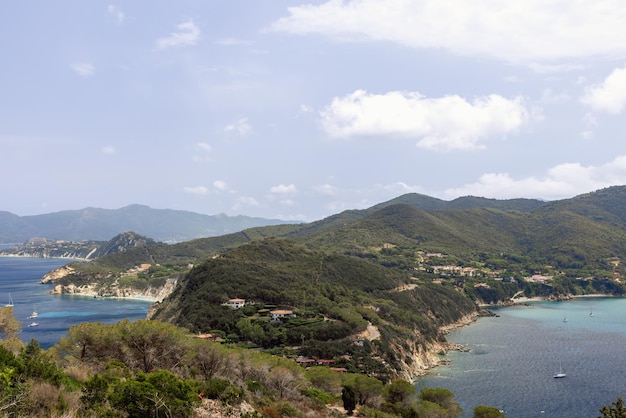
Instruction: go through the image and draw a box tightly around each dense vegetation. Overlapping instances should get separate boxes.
[151,238,477,379]
[0,315,485,417]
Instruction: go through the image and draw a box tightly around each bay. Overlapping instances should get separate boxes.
[415,297,626,417]
[0,257,152,349]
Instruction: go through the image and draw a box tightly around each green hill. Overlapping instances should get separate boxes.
[48,186,626,378]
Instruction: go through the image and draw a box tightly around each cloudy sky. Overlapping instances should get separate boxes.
[3,1,626,222]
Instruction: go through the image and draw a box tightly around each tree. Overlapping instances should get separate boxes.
[385,379,415,405]
[266,366,302,399]
[474,405,506,418]
[80,374,111,412]
[599,396,626,417]
[117,320,188,373]
[419,387,462,418]
[346,374,383,408]
[0,307,21,340]
[306,366,342,395]
[342,385,357,415]
[108,370,196,418]
[55,322,113,363]
[188,340,226,380]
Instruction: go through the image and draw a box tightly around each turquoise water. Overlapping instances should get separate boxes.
[416,298,626,417]
[0,257,151,348]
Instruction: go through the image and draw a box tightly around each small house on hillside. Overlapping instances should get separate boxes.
[225,298,246,309]
[270,309,294,321]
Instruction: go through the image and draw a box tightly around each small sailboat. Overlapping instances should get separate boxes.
[554,360,566,378]
[590,305,594,317]
[5,294,13,307]
[27,306,38,319]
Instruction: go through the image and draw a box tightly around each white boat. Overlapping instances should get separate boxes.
[27,306,38,319]
[27,322,38,327]
[5,294,13,307]
[554,360,566,378]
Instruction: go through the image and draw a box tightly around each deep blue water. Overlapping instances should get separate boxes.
[415,298,626,418]
[0,257,151,348]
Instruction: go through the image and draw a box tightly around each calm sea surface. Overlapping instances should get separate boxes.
[0,257,151,349]
[415,297,626,418]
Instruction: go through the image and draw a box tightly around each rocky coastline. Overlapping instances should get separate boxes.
[40,264,177,304]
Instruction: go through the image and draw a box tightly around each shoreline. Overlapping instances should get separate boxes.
[420,293,624,378]
[49,289,158,303]
[0,254,85,261]
[509,293,619,304]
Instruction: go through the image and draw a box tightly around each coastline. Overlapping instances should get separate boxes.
[509,293,619,305]
[0,254,85,261]
[49,288,159,303]
[422,293,623,378]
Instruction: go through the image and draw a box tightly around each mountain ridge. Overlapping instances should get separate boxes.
[0,204,296,243]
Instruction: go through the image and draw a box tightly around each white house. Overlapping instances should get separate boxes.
[270,309,294,321]
[225,298,246,309]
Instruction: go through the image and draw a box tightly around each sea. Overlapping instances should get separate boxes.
[0,256,152,349]
[415,297,626,418]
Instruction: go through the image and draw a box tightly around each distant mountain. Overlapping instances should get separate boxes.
[0,205,296,243]
[135,186,626,270]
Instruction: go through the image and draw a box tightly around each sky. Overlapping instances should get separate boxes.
[3,1,626,222]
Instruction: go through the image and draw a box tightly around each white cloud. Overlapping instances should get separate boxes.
[213,180,233,193]
[320,90,532,150]
[313,184,339,196]
[223,117,252,137]
[184,186,209,196]
[156,20,200,50]
[270,184,297,194]
[192,142,212,162]
[101,145,116,155]
[71,62,95,77]
[442,156,626,200]
[270,0,626,65]
[581,67,626,114]
[107,5,124,24]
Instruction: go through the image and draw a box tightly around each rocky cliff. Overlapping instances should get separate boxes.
[50,279,177,302]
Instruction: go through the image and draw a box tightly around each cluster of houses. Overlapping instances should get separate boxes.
[223,298,295,321]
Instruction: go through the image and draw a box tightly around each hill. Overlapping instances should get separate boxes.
[0,204,295,243]
[38,186,626,379]
[150,237,478,380]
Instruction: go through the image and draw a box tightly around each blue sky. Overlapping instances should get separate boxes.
[3,1,626,222]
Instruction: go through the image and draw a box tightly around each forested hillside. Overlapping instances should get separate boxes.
[151,238,478,380]
[39,186,626,379]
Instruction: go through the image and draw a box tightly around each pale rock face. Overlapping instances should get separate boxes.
[393,313,478,381]
[41,265,75,283]
[50,280,176,303]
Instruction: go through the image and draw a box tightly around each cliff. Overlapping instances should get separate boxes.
[42,261,178,303]
[50,279,177,302]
